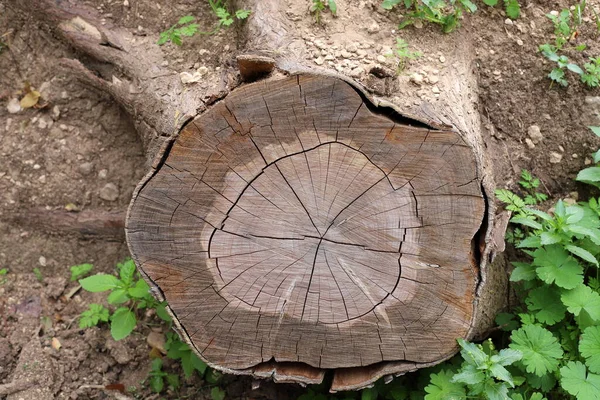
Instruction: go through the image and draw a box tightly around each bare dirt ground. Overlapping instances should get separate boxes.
[1,0,599,399]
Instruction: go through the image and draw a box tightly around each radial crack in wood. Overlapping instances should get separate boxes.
[126,73,486,390]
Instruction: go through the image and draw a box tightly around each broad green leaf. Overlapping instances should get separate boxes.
[107,289,129,305]
[79,274,121,292]
[526,285,566,325]
[327,0,337,15]
[482,0,498,4]
[510,217,542,230]
[128,279,150,298]
[511,262,536,282]
[517,235,541,248]
[540,232,562,245]
[459,0,477,12]
[566,244,599,266]
[567,63,584,74]
[533,245,583,289]
[155,301,172,322]
[483,380,509,400]
[581,326,600,373]
[590,126,600,137]
[525,372,556,391]
[452,364,485,385]
[210,387,226,400]
[457,338,487,367]
[118,259,136,286]
[191,352,208,375]
[495,312,519,331]
[361,387,378,400]
[561,284,600,321]
[382,0,402,9]
[504,0,520,19]
[490,364,514,386]
[149,375,164,393]
[110,307,136,340]
[578,167,600,183]
[560,361,600,400]
[509,325,563,376]
[491,348,522,366]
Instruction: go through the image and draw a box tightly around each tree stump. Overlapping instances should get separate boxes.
[13,0,508,391]
[127,73,488,390]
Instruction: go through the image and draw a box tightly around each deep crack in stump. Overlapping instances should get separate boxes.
[126,74,486,390]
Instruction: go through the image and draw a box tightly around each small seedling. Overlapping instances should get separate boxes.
[158,1,250,46]
[576,126,600,187]
[70,263,93,281]
[79,303,109,328]
[539,44,584,87]
[582,57,600,87]
[165,331,208,378]
[146,358,180,393]
[519,169,548,205]
[33,267,43,282]
[310,0,337,23]
[482,0,521,19]
[79,259,171,340]
[387,38,421,73]
[0,268,7,285]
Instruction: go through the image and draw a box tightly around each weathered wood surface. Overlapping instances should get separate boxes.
[127,73,486,389]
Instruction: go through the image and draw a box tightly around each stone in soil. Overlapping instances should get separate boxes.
[99,183,119,201]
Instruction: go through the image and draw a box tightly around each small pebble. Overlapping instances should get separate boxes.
[525,138,535,149]
[39,256,47,267]
[98,169,108,179]
[516,39,524,46]
[314,57,324,66]
[439,55,446,63]
[505,18,513,25]
[527,125,543,144]
[549,152,563,164]
[99,183,119,201]
[410,73,424,86]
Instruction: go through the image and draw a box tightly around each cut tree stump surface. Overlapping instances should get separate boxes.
[127,74,485,381]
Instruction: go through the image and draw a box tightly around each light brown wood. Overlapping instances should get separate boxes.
[127,73,486,388]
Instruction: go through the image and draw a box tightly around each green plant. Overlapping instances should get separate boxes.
[519,170,548,206]
[310,0,337,23]
[582,57,600,87]
[79,303,109,328]
[79,259,171,340]
[165,332,208,378]
[33,267,43,282]
[157,1,250,45]
[70,263,93,281]
[158,15,200,46]
[577,127,600,188]
[539,44,584,87]
[381,0,519,33]
[146,358,180,393]
[387,38,421,72]
[0,268,7,285]
[481,0,521,19]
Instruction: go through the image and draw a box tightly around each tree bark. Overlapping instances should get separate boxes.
[12,0,509,392]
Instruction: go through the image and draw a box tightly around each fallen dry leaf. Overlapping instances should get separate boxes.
[51,337,61,351]
[20,90,41,108]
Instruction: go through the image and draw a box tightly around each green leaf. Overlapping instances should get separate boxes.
[178,24,199,37]
[210,387,226,400]
[496,312,520,331]
[178,15,195,25]
[459,0,477,13]
[452,364,485,385]
[128,279,150,298]
[517,235,541,248]
[79,274,121,292]
[567,63,584,74]
[491,348,523,366]
[533,245,584,289]
[581,326,600,373]
[549,68,567,86]
[483,380,510,400]
[149,375,164,393]
[79,303,109,328]
[562,284,600,321]
[327,0,337,15]
[457,338,487,367]
[156,301,172,322]
[235,9,251,19]
[578,167,600,183]
[192,352,207,375]
[566,245,599,266]
[425,370,466,400]
[482,0,498,5]
[540,231,562,245]
[510,217,542,230]
[382,0,402,9]
[504,0,520,19]
[526,285,566,325]
[166,373,179,389]
[489,364,514,386]
[110,307,137,340]
[118,259,136,286]
[107,289,129,305]
[509,325,563,376]
[70,263,93,281]
[510,262,536,282]
[524,371,556,391]
[560,361,600,400]
[590,126,600,137]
